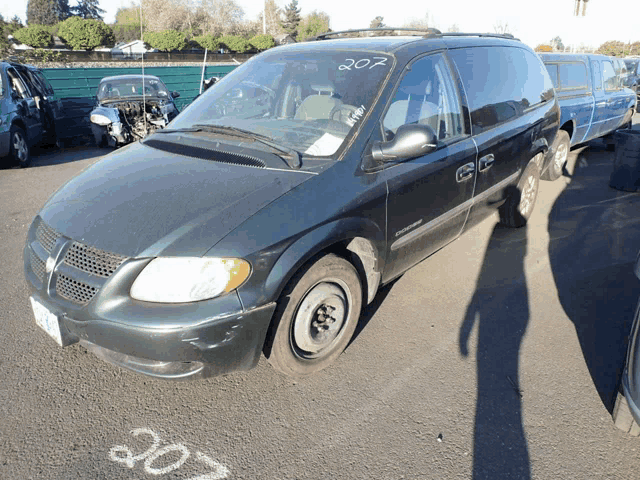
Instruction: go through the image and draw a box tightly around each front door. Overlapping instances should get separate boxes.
[382,52,477,282]
[7,67,42,145]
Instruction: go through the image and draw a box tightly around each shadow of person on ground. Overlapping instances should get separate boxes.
[459,219,531,480]
[547,144,640,411]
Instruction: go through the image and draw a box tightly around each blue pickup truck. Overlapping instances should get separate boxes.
[539,53,637,180]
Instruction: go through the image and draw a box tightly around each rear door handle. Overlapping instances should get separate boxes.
[479,154,495,172]
[456,162,476,182]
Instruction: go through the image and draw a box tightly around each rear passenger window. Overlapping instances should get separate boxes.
[602,61,617,91]
[383,53,464,144]
[558,62,588,89]
[449,47,554,134]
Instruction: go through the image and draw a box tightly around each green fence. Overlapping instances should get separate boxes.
[41,65,238,141]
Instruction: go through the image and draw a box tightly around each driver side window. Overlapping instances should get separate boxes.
[383,53,464,145]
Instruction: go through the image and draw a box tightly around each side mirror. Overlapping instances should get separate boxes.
[172,91,180,98]
[371,124,437,162]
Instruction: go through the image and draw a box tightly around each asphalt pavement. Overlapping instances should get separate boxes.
[1,121,640,479]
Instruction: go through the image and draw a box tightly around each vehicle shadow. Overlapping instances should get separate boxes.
[459,220,531,479]
[348,279,397,347]
[548,144,640,411]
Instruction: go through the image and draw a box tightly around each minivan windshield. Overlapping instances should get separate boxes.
[171,49,393,157]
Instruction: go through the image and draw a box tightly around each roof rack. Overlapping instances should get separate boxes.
[309,28,519,42]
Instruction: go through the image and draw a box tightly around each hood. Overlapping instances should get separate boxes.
[40,141,313,258]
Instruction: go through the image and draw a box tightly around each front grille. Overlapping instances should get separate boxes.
[30,250,46,283]
[56,274,98,306]
[63,242,127,278]
[36,220,60,253]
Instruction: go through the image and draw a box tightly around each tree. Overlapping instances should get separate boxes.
[256,0,283,36]
[550,36,564,52]
[369,16,385,29]
[144,30,187,51]
[403,12,433,30]
[193,34,222,51]
[219,34,251,53]
[282,0,301,36]
[55,0,72,20]
[197,0,244,36]
[115,5,143,25]
[13,25,53,47]
[596,40,627,57]
[27,0,59,25]
[250,33,275,51]
[447,24,460,33]
[5,16,24,35]
[493,21,511,35]
[58,16,114,49]
[72,0,106,20]
[297,10,330,41]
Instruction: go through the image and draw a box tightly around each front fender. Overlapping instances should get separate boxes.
[237,217,386,310]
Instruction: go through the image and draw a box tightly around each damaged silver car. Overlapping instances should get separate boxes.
[90,75,179,147]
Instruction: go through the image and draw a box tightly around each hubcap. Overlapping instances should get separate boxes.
[293,282,349,355]
[12,133,27,162]
[554,143,568,170]
[519,175,537,217]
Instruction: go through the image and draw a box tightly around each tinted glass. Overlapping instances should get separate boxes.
[591,61,602,90]
[602,61,617,91]
[624,59,640,75]
[545,64,559,88]
[173,50,393,157]
[383,53,464,143]
[558,62,588,89]
[7,68,30,99]
[34,71,54,95]
[449,47,554,134]
[97,77,171,101]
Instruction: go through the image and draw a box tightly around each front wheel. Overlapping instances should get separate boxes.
[499,160,540,228]
[264,253,363,377]
[541,130,570,181]
[10,126,31,168]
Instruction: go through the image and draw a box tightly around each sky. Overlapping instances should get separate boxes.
[3,0,639,50]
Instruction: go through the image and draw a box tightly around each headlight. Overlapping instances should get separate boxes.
[90,114,112,126]
[130,257,251,303]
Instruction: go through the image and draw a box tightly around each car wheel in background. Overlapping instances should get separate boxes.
[500,160,540,228]
[264,253,363,377]
[10,126,31,168]
[542,130,570,182]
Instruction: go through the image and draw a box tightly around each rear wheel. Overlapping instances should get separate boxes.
[264,253,362,378]
[499,160,540,228]
[541,130,570,181]
[10,126,31,168]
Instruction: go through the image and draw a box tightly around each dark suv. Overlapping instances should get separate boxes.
[24,29,560,379]
[0,61,64,167]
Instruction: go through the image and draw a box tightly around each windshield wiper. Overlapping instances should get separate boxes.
[155,125,301,169]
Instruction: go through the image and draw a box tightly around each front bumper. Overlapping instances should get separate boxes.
[24,217,276,380]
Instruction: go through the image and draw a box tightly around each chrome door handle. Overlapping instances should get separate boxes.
[456,162,475,182]
[479,154,495,172]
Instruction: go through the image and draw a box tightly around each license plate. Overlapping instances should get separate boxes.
[30,297,62,346]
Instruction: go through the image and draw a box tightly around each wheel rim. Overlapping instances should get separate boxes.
[12,132,27,162]
[292,281,350,357]
[554,143,568,171]
[519,174,537,217]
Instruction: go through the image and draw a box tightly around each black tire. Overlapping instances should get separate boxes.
[541,130,570,181]
[613,390,640,436]
[10,126,31,168]
[499,160,540,228]
[264,253,363,377]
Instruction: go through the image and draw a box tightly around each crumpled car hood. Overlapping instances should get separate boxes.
[40,141,313,258]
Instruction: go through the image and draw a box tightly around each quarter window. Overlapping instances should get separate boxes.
[545,64,559,88]
[558,62,588,90]
[383,53,464,144]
